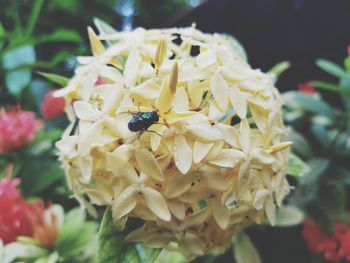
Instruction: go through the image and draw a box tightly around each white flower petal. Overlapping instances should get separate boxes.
[210,74,229,111]
[240,118,251,153]
[135,148,164,182]
[99,84,124,115]
[212,198,230,229]
[164,173,193,198]
[141,186,171,221]
[73,101,100,122]
[250,105,267,133]
[251,149,275,164]
[173,133,192,174]
[112,184,138,220]
[106,152,139,184]
[216,123,240,148]
[150,125,166,152]
[97,65,123,82]
[173,88,189,112]
[81,69,98,101]
[205,141,224,160]
[193,141,214,164]
[204,171,228,191]
[124,48,141,87]
[87,189,113,205]
[186,122,222,141]
[196,49,216,68]
[78,156,93,183]
[265,195,276,226]
[253,189,270,210]
[130,79,160,99]
[209,149,245,168]
[78,120,104,156]
[179,233,204,256]
[167,200,186,220]
[229,86,247,119]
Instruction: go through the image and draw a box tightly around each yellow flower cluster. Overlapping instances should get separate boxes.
[56,26,291,258]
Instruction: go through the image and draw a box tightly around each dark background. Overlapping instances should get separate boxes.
[173,1,350,262]
[173,0,350,92]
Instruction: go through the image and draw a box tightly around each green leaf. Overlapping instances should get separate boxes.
[26,128,62,156]
[20,158,64,196]
[283,91,335,119]
[221,34,247,62]
[154,250,187,263]
[274,206,304,227]
[2,45,36,70]
[310,124,331,149]
[97,208,161,263]
[311,81,350,96]
[233,232,261,263]
[0,22,6,49]
[36,28,82,44]
[299,158,330,185]
[316,59,346,78]
[287,153,310,177]
[57,208,98,259]
[5,69,32,96]
[37,71,69,86]
[288,130,313,159]
[268,61,291,77]
[30,79,50,107]
[0,22,5,39]
[344,57,350,72]
[318,183,346,220]
[3,243,47,263]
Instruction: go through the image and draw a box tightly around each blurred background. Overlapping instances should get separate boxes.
[1,1,350,262]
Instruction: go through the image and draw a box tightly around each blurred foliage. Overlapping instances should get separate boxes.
[0,0,194,106]
[1,206,98,263]
[283,52,350,233]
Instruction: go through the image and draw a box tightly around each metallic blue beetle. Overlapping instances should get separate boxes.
[128,111,159,132]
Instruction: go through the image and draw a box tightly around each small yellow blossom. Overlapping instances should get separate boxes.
[56,26,291,258]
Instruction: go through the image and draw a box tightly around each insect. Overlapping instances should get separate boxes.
[117,107,165,144]
[128,110,160,132]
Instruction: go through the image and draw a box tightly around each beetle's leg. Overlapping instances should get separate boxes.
[146,129,162,137]
[153,122,170,129]
[164,107,173,115]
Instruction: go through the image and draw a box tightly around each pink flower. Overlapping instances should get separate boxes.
[0,107,42,154]
[41,91,65,120]
[95,77,108,86]
[303,219,350,262]
[0,176,35,244]
[298,82,315,95]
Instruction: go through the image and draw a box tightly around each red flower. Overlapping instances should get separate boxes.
[0,107,42,154]
[0,177,35,244]
[41,91,65,120]
[303,219,350,262]
[298,82,315,95]
[28,201,60,250]
[347,45,350,57]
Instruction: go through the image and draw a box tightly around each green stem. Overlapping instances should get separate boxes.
[26,0,45,37]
